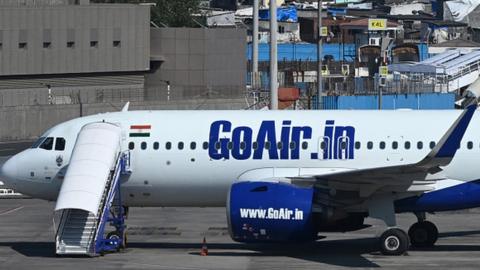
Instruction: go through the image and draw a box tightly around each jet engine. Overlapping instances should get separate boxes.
[227,181,317,242]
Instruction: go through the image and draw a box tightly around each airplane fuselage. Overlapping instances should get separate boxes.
[4,110,480,211]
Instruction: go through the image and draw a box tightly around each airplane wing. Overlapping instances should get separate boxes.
[289,104,477,197]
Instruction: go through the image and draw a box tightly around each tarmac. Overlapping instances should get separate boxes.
[2,142,480,269]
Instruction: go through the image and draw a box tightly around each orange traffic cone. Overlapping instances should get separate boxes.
[200,237,208,256]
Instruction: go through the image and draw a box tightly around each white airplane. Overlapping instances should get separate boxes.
[2,100,480,256]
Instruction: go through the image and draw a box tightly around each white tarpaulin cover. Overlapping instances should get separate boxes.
[446,0,480,22]
[55,122,121,215]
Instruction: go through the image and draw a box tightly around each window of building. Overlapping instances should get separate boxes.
[128,142,135,150]
[113,28,121,48]
[113,40,121,48]
[165,142,171,150]
[429,141,436,149]
[190,142,196,150]
[417,141,423,149]
[178,142,184,150]
[203,141,209,149]
[43,29,51,49]
[405,141,411,149]
[355,141,361,149]
[392,141,398,150]
[467,141,473,149]
[90,28,98,48]
[278,25,285,33]
[19,29,27,50]
[141,142,147,150]
[153,142,159,150]
[379,141,386,149]
[367,141,373,149]
[55,138,66,151]
[40,137,54,150]
[67,28,75,48]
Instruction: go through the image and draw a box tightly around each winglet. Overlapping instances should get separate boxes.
[121,102,130,112]
[418,104,477,168]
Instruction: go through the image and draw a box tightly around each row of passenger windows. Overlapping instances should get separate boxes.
[128,141,310,151]
[128,140,480,151]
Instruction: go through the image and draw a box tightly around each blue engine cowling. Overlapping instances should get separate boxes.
[227,181,317,242]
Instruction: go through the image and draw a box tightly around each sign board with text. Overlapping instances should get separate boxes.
[368,19,387,31]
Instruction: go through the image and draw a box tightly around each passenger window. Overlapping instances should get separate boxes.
[340,141,346,150]
[40,137,54,150]
[153,142,159,150]
[367,141,373,149]
[191,142,196,150]
[141,142,147,150]
[405,141,411,149]
[417,141,423,149]
[227,142,233,150]
[240,142,246,150]
[392,141,398,150]
[253,142,258,150]
[166,142,172,150]
[203,141,208,150]
[215,142,221,150]
[379,141,385,150]
[320,141,326,150]
[277,142,283,150]
[467,141,473,149]
[178,142,184,150]
[55,137,66,151]
[430,141,436,149]
[264,141,271,150]
[302,142,308,149]
[290,141,296,150]
[128,142,135,150]
[355,141,361,149]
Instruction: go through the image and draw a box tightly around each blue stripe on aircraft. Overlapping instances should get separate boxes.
[395,180,480,212]
[435,104,476,158]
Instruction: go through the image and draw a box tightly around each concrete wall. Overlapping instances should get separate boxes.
[146,28,246,101]
[0,4,150,76]
[0,98,247,141]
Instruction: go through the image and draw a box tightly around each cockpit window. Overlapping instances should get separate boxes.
[39,137,54,150]
[55,137,66,151]
[31,137,46,148]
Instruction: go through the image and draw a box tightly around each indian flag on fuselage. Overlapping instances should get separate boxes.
[129,125,151,137]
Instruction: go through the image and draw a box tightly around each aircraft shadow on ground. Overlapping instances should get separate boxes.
[3,230,480,267]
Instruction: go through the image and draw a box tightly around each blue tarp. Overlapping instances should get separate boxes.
[259,6,298,22]
[247,43,356,62]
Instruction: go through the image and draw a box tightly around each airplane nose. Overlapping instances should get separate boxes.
[1,156,18,187]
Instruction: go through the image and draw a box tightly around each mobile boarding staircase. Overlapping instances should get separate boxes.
[54,122,131,256]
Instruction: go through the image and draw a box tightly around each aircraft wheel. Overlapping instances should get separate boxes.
[379,228,409,256]
[408,221,438,248]
[107,231,127,250]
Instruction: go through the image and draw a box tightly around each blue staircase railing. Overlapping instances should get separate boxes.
[93,151,131,255]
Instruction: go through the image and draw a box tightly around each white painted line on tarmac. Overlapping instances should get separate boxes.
[0,206,24,216]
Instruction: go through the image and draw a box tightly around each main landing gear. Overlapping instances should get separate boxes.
[379,228,409,256]
[408,213,438,248]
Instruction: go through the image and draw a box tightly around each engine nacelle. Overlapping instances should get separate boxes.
[227,181,317,242]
